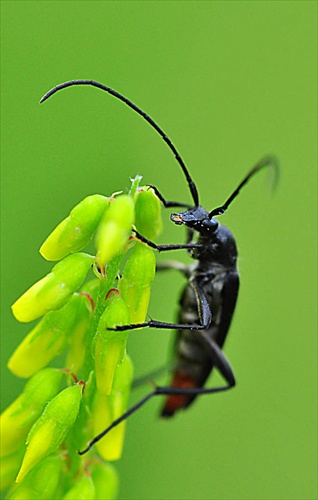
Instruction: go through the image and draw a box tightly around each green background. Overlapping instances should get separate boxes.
[1,1,317,499]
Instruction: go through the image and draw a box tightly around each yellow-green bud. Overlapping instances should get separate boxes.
[16,384,83,482]
[63,473,95,500]
[93,355,133,461]
[9,294,86,378]
[0,368,62,457]
[91,461,119,500]
[12,253,94,322]
[7,455,62,499]
[40,194,109,261]
[118,242,156,323]
[134,187,162,240]
[95,291,130,396]
[95,195,134,265]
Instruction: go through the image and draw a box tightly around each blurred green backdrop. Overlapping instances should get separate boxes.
[1,1,317,499]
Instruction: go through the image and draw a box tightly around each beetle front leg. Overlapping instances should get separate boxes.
[133,229,203,252]
[147,185,192,209]
[108,319,206,332]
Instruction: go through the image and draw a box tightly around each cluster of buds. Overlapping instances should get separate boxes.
[1,176,162,498]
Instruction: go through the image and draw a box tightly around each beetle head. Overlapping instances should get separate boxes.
[170,206,219,236]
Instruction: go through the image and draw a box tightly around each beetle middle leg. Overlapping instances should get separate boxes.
[156,260,195,279]
[109,277,211,332]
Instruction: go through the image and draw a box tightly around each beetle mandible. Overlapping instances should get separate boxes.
[41,80,278,454]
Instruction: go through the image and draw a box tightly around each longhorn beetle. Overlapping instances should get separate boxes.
[40,80,278,454]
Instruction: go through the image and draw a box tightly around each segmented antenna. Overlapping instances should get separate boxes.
[40,80,199,206]
[209,156,279,218]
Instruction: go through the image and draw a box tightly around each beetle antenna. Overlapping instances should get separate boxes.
[209,156,279,218]
[40,80,199,206]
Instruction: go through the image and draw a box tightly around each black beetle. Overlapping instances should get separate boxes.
[41,80,278,452]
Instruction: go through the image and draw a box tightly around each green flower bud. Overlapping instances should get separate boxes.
[65,299,93,375]
[9,294,87,378]
[134,187,162,240]
[118,242,156,323]
[7,455,62,499]
[0,449,24,492]
[63,474,95,500]
[40,194,109,261]
[12,253,94,322]
[90,461,119,500]
[16,384,83,483]
[95,291,130,396]
[95,195,134,265]
[93,355,133,461]
[0,368,62,457]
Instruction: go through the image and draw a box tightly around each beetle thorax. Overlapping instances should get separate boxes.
[197,224,238,269]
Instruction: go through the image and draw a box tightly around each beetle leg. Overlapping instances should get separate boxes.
[108,319,206,332]
[190,277,212,329]
[156,260,193,277]
[133,229,203,252]
[109,277,211,332]
[147,184,192,208]
[199,332,236,386]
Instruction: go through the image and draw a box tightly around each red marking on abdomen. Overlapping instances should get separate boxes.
[161,371,197,417]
